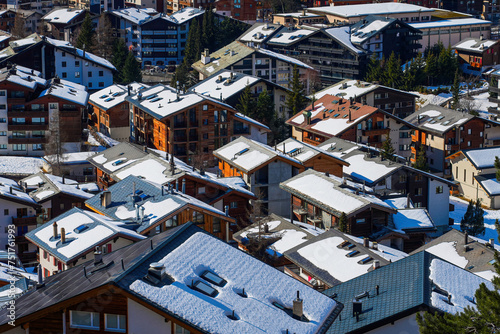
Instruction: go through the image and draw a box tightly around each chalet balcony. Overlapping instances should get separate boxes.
[303,137,322,146]
[445,144,459,152]
[362,128,389,136]
[8,110,47,117]
[12,216,37,226]
[173,135,187,142]
[173,121,187,129]
[307,214,322,224]
[99,176,114,189]
[8,137,47,144]
[8,124,48,131]
[293,205,308,215]
[489,96,500,104]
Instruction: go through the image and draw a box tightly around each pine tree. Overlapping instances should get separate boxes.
[425,52,437,86]
[95,13,115,60]
[495,156,500,181]
[111,39,128,83]
[236,84,256,117]
[417,221,500,333]
[201,8,215,52]
[451,69,460,110]
[381,133,396,161]
[365,53,382,83]
[255,90,275,126]
[285,65,307,115]
[121,52,142,84]
[338,212,348,233]
[183,18,201,67]
[75,13,95,51]
[171,62,189,87]
[460,199,485,236]
[413,145,429,171]
[384,52,403,88]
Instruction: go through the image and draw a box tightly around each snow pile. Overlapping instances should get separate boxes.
[130,232,336,334]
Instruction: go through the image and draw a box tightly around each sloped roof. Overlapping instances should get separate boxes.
[448,146,500,169]
[86,142,149,175]
[453,37,498,53]
[404,104,474,135]
[313,79,419,100]
[23,173,95,203]
[89,82,149,111]
[0,223,342,333]
[275,137,349,165]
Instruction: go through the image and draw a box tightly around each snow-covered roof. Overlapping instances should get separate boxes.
[404,104,473,134]
[89,82,149,110]
[214,136,301,173]
[0,156,43,176]
[0,262,36,284]
[24,173,95,202]
[256,47,314,69]
[130,231,338,333]
[87,142,149,174]
[42,8,83,24]
[324,26,364,54]
[384,196,413,210]
[309,3,434,18]
[343,153,399,184]
[314,79,418,100]
[280,169,394,217]
[0,176,38,206]
[43,151,96,165]
[39,78,88,106]
[453,38,498,53]
[267,27,317,46]
[0,65,47,90]
[109,7,156,24]
[169,7,204,24]
[239,23,280,43]
[429,258,493,314]
[409,18,491,29]
[350,17,392,44]
[458,146,500,169]
[85,175,233,234]
[275,137,349,165]
[475,174,500,196]
[26,207,145,263]
[392,208,435,232]
[189,70,260,100]
[126,84,236,120]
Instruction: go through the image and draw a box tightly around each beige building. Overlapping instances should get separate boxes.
[447,146,500,208]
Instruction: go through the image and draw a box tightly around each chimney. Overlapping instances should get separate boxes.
[464,231,469,245]
[100,191,112,208]
[37,264,43,286]
[363,238,369,247]
[143,145,148,152]
[82,43,86,59]
[292,291,303,320]
[62,175,65,184]
[489,238,495,247]
[201,48,211,64]
[447,294,452,304]
[373,260,380,269]
[182,179,186,194]
[348,110,352,122]
[325,172,330,177]
[61,228,66,243]
[140,206,145,221]
[218,75,222,82]
[9,187,12,194]
[302,8,306,16]
[352,299,362,317]
[94,246,102,265]
[53,221,58,239]
[372,242,378,250]
[170,154,176,173]
[230,72,234,81]
[406,193,411,208]
[264,223,269,233]
[303,110,312,125]
[176,179,179,192]
[376,285,379,296]
[128,85,131,96]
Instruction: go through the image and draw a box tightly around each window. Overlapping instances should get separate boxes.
[468,129,471,135]
[62,72,67,78]
[165,215,178,228]
[191,280,218,297]
[415,202,422,208]
[89,82,92,88]
[12,144,26,151]
[415,188,423,196]
[0,118,5,123]
[174,324,191,334]
[464,169,466,182]
[212,218,221,233]
[99,82,104,87]
[356,218,366,224]
[0,91,5,96]
[88,71,92,77]
[75,71,80,78]
[0,105,5,110]
[62,61,67,67]
[0,145,6,149]
[99,71,104,77]
[60,203,65,210]
[75,61,80,66]
[105,314,126,332]
[3,209,7,215]
[414,174,423,181]
[70,311,99,330]
[62,51,66,56]
[32,144,43,151]
[0,131,6,136]
[399,175,407,183]
[192,211,204,224]
[12,118,25,124]
[198,187,205,194]
[230,201,238,208]
[203,104,208,111]
[436,186,443,194]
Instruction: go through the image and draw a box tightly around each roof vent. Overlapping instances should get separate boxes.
[372,260,380,269]
[94,246,103,265]
[100,191,112,208]
[292,291,303,320]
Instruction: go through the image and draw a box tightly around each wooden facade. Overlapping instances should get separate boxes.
[89,100,129,140]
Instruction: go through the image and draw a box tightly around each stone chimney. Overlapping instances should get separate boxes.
[94,246,103,265]
[100,191,111,208]
[61,228,66,243]
[53,221,58,239]
[201,48,211,64]
[292,291,303,320]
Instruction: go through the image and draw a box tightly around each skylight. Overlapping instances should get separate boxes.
[333,113,340,118]
[112,159,127,166]
[192,280,219,297]
[346,250,360,257]
[359,256,373,264]
[201,270,226,286]
[150,97,163,102]
[74,225,89,233]
[99,95,107,99]
[146,94,158,100]
[442,121,451,125]
[104,97,115,102]
[437,116,445,120]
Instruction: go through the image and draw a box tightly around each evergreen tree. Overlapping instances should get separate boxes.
[384,52,403,88]
[201,8,215,52]
[111,39,128,83]
[95,13,115,60]
[451,69,460,109]
[381,133,396,161]
[365,53,382,83]
[285,65,307,115]
[412,52,426,87]
[255,90,275,125]
[460,199,485,236]
[338,212,348,233]
[425,52,437,86]
[495,156,500,181]
[183,19,201,67]
[236,84,256,117]
[171,62,190,88]
[121,52,142,84]
[413,145,429,171]
[75,13,95,51]
[417,220,500,333]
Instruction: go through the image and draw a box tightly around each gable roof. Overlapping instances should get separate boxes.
[238,22,282,44]
[350,15,421,45]
[276,137,349,165]
[284,228,391,287]
[0,176,39,208]
[313,79,419,100]
[323,26,365,55]
[447,146,500,169]
[108,7,157,25]
[25,207,145,263]
[323,251,493,333]
[280,169,395,217]
[410,229,497,280]
[404,104,474,135]
[213,136,302,174]
[85,175,235,234]
[1,223,342,334]
[453,37,498,53]
[89,82,150,110]
[22,173,95,203]
[42,8,85,25]
[86,142,149,174]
